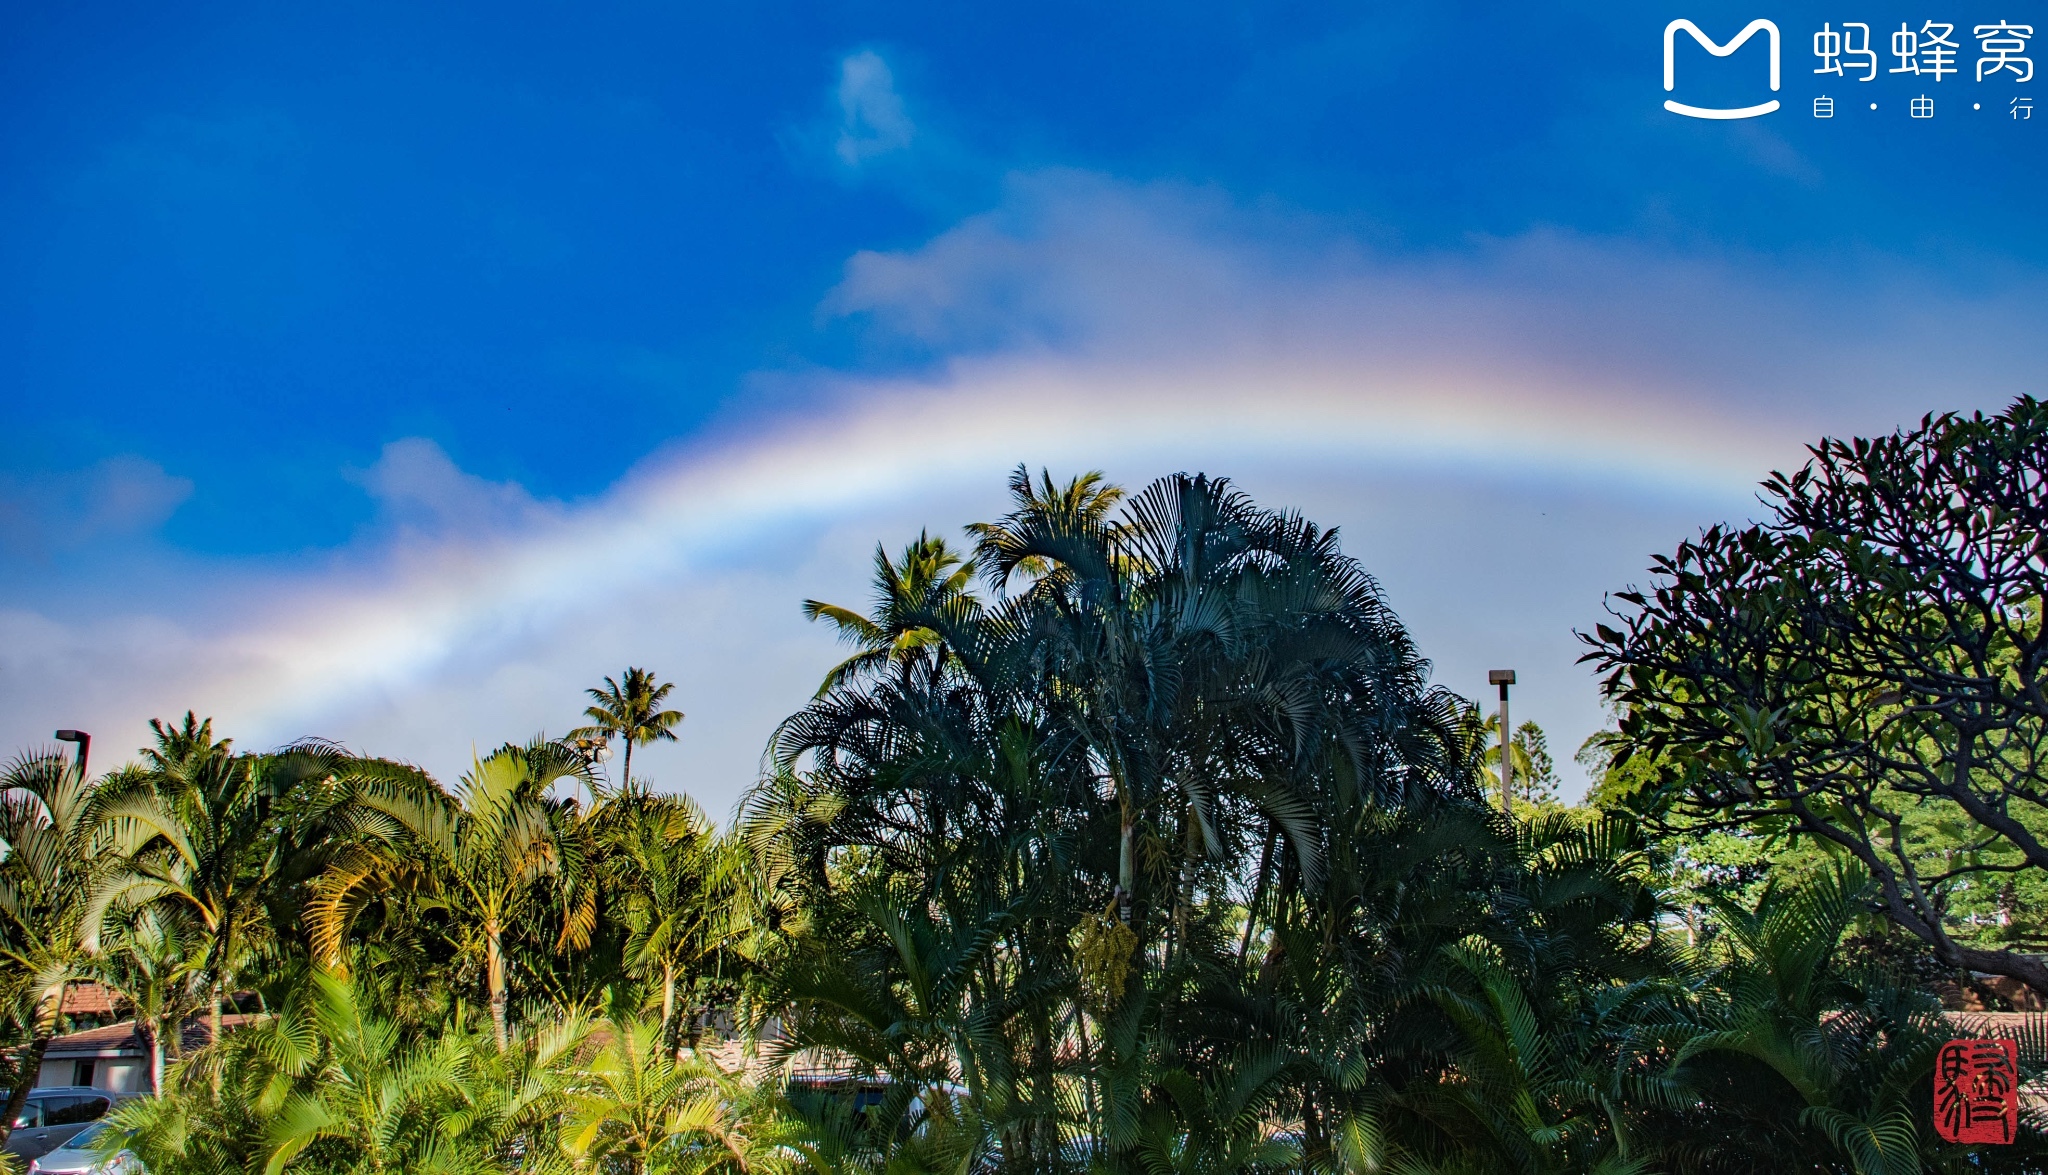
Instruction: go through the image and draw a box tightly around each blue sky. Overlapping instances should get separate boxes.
[2,1,2043,808]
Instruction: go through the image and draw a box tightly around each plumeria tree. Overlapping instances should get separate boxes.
[1585,399,2048,997]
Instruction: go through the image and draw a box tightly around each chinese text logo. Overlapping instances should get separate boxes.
[1933,1038,2018,1145]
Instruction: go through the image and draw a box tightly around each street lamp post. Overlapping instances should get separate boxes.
[571,736,613,807]
[1486,671,1515,815]
[53,729,90,783]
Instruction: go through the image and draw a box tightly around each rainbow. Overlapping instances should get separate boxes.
[200,354,1792,743]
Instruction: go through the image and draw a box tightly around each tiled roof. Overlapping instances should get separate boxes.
[42,1021,141,1057]
[43,1015,261,1058]
[60,984,116,1017]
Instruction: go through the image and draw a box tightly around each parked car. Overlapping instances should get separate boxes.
[3,1089,133,1163]
[785,1073,899,1129]
[26,1120,142,1175]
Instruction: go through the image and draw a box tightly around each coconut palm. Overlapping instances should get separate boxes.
[572,669,685,793]
[311,737,596,1046]
[0,748,109,1145]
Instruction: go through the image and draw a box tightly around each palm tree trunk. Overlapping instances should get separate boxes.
[148,1021,163,1096]
[1303,1097,1328,1168]
[660,958,676,1050]
[622,742,634,795]
[207,909,234,1078]
[210,974,224,1058]
[1077,1006,1098,1148]
[1167,805,1197,967]
[487,924,510,1049]
[1117,795,1135,926]
[1240,824,1276,959]
[1028,988,1056,1166]
[0,981,65,1148]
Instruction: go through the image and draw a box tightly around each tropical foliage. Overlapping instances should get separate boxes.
[3,443,2047,1174]
[1583,399,2048,996]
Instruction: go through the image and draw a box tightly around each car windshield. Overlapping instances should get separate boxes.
[57,1121,108,1151]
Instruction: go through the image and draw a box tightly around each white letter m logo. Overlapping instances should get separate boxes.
[1664,19,1781,118]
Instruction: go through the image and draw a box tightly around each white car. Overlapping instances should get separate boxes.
[25,1121,142,1175]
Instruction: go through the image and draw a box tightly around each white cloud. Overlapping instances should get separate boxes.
[826,170,2048,429]
[348,437,563,540]
[5,169,2042,810]
[834,51,916,166]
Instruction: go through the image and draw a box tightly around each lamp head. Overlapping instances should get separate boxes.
[1487,670,1516,687]
[54,730,87,744]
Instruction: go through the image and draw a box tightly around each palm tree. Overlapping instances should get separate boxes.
[0,749,108,1146]
[559,1015,762,1175]
[764,883,1013,1104]
[572,669,685,793]
[84,714,352,1054]
[1643,866,1949,1175]
[967,468,1452,931]
[1403,940,1654,1175]
[115,967,590,1175]
[312,737,596,1046]
[93,904,205,1094]
[1127,1054,1300,1175]
[597,793,741,1050]
[801,532,981,695]
[758,467,1469,1167]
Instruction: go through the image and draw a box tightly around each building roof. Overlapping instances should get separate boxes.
[43,1015,261,1059]
[60,984,116,1018]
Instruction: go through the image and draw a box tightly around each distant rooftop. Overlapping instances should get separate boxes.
[60,983,116,1018]
[44,1015,261,1059]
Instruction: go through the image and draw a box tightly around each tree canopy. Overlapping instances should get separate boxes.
[1585,399,2048,996]
[0,456,2042,1175]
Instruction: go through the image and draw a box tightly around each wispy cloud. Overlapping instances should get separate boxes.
[826,170,2048,428]
[834,51,916,166]
[0,456,193,558]
[347,438,563,541]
